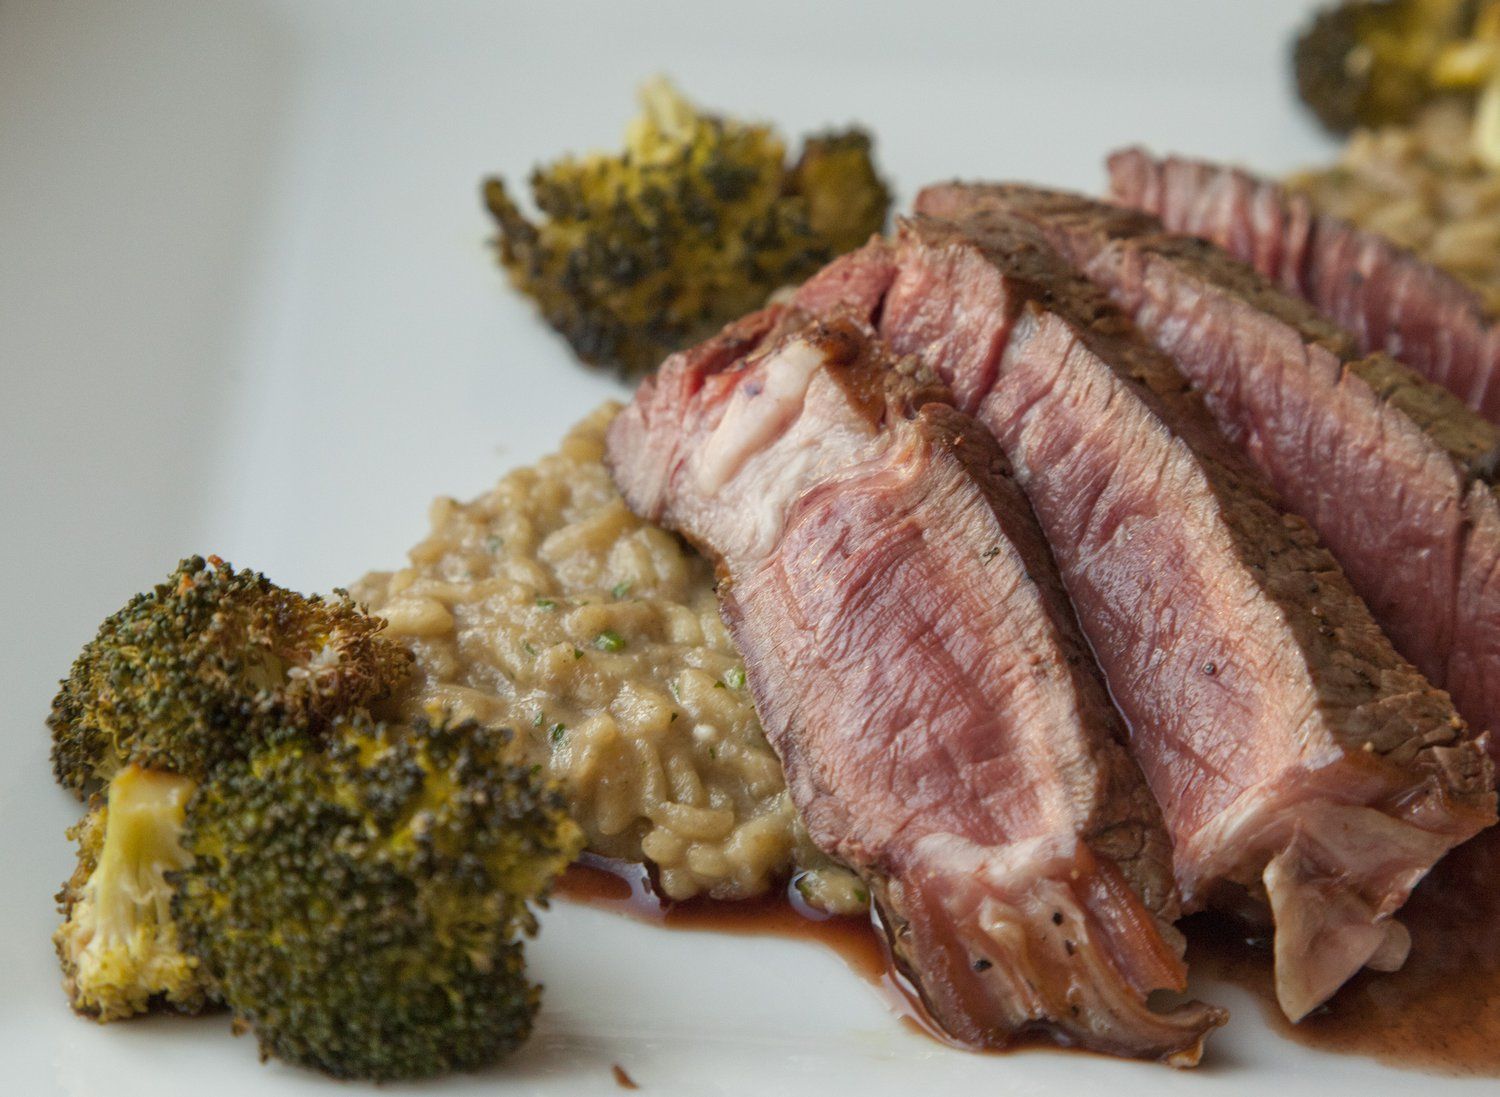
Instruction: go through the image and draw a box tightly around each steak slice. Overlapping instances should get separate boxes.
[607,312,1223,1063]
[1107,147,1500,422]
[916,180,1500,751]
[790,218,1495,1021]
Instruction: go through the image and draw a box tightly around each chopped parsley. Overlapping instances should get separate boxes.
[611,580,632,599]
[594,629,626,652]
[723,666,746,689]
[535,597,557,610]
[522,640,537,657]
[548,722,567,743]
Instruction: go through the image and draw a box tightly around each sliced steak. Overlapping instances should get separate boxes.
[1107,147,1500,422]
[916,180,1500,751]
[607,312,1223,1063]
[790,218,1496,1021]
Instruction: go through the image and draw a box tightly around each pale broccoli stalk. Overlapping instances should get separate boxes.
[54,765,212,1020]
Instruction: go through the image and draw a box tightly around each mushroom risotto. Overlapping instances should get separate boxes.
[1289,102,1500,312]
[353,403,863,910]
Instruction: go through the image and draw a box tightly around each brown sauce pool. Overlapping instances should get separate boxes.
[556,833,1500,1075]
[1187,826,1500,1076]
[554,854,950,1044]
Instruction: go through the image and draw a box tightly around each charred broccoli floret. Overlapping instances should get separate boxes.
[1293,0,1478,132]
[171,712,583,1081]
[48,556,413,797]
[786,128,890,259]
[54,765,215,1020]
[484,77,891,374]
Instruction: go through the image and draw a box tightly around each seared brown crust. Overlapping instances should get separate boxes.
[927,182,1500,481]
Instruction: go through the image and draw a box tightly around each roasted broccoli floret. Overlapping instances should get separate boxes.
[48,555,413,797]
[484,77,890,375]
[787,128,891,258]
[171,712,583,1081]
[1293,0,1477,132]
[54,765,215,1021]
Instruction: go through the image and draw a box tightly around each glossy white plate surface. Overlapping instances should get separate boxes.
[4,1,1484,1093]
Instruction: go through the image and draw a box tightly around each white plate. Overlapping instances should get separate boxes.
[4,1,1485,1093]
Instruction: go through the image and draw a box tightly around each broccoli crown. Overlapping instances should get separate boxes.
[48,555,413,797]
[54,765,215,1021]
[172,712,583,1081]
[1294,0,1478,132]
[484,77,891,374]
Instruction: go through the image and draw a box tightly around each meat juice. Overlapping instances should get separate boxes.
[554,854,950,1045]
[558,835,1500,1075]
[1188,826,1500,1075]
